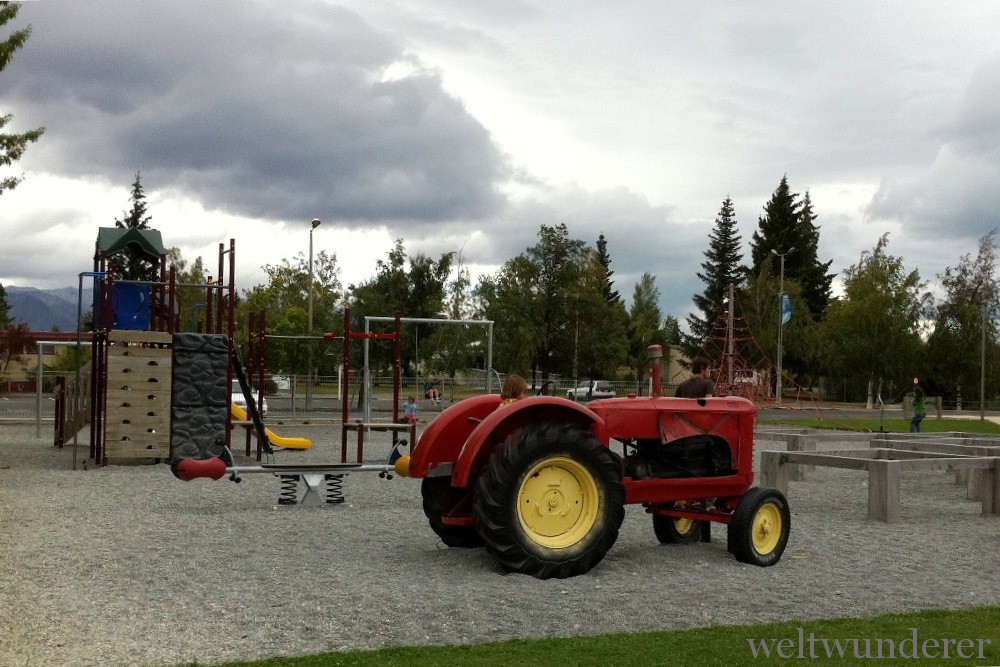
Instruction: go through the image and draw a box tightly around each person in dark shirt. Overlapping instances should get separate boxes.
[675,356,715,398]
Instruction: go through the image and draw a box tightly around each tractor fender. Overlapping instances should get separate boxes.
[450,396,605,489]
[408,394,503,479]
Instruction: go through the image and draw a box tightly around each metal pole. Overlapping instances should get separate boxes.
[73,272,105,470]
[307,221,318,411]
[776,254,784,403]
[771,247,794,403]
[981,304,987,421]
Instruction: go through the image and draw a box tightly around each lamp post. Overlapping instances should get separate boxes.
[307,218,321,410]
[770,246,794,403]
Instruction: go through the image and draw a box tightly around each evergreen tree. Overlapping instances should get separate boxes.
[795,191,835,318]
[595,233,621,305]
[750,177,834,320]
[0,1,44,195]
[112,172,156,280]
[685,196,743,356]
[750,176,801,271]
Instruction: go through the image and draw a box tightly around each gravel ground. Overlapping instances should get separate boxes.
[1,421,999,667]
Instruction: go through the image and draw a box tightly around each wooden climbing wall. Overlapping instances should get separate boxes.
[104,330,172,460]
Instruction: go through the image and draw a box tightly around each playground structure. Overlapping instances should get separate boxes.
[56,233,313,468]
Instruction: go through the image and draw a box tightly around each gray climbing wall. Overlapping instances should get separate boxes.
[171,333,229,462]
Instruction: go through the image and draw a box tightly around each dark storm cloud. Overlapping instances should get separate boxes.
[6,1,504,224]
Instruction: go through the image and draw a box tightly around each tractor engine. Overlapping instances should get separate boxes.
[623,435,735,480]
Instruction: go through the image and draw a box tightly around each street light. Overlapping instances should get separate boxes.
[771,246,795,403]
[307,218,321,410]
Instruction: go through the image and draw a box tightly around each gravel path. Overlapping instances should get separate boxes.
[1,421,998,666]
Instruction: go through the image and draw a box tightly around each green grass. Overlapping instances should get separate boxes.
[185,607,1000,666]
[760,416,1000,434]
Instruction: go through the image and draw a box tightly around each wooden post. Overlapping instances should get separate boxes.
[982,460,1000,516]
[760,451,789,495]
[868,460,900,522]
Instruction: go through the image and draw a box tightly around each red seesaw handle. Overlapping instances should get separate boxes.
[171,456,229,481]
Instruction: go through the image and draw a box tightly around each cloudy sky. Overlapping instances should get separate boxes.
[2,1,999,324]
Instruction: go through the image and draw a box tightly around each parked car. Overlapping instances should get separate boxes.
[566,380,616,401]
[232,379,268,417]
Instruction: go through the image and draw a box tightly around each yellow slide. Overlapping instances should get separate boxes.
[230,403,312,450]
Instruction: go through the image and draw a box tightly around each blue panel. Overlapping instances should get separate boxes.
[112,284,151,331]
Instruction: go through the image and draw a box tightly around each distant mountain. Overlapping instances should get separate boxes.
[5,286,94,332]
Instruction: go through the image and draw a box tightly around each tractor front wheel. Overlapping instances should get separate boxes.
[474,423,625,579]
[421,477,483,548]
[652,506,702,545]
[727,487,790,566]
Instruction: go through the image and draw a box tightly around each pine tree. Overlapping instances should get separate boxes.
[112,172,155,280]
[595,233,621,305]
[115,172,152,230]
[0,1,44,194]
[749,177,834,320]
[685,196,743,355]
[795,191,834,319]
[750,175,801,270]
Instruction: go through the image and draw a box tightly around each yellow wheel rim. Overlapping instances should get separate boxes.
[752,502,783,555]
[674,517,695,536]
[517,456,600,549]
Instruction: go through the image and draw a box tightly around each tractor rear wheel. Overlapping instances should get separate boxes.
[727,487,790,566]
[421,477,483,548]
[474,422,625,579]
[652,507,702,544]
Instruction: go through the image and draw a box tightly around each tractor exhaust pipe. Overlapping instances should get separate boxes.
[646,344,663,398]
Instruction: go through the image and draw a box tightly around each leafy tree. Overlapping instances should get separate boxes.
[111,172,157,281]
[662,316,681,346]
[240,250,343,376]
[627,273,665,388]
[349,239,453,374]
[572,247,629,381]
[685,196,743,357]
[165,248,210,332]
[749,177,834,320]
[476,224,599,383]
[819,234,923,405]
[0,2,44,195]
[423,259,483,378]
[738,259,810,384]
[925,230,1000,407]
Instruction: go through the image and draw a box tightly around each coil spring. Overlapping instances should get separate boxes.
[325,474,345,504]
[278,475,298,505]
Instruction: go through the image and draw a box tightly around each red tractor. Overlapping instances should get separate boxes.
[394,349,790,579]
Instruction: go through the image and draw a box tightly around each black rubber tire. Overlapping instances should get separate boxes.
[727,487,790,566]
[421,477,483,548]
[652,510,702,545]
[473,422,625,579]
